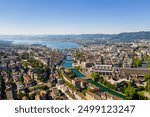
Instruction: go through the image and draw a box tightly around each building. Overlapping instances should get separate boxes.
[22,96,29,100]
[0,80,2,100]
[23,74,36,87]
[119,68,150,79]
[72,78,81,89]
[35,95,41,100]
[16,81,24,92]
[90,65,113,76]
[85,91,102,100]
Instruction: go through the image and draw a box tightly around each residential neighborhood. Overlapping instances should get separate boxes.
[0,40,150,100]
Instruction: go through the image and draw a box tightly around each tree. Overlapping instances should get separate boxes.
[137,92,148,100]
[75,52,85,61]
[101,80,116,90]
[76,52,82,59]
[18,77,24,82]
[37,75,46,82]
[125,85,137,100]
[145,80,150,93]
[22,61,27,68]
[144,74,150,81]
[132,57,142,68]
[117,81,128,93]
[68,73,76,79]
[91,72,100,82]
[19,54,23,60]
[146,55,150,68]
[75,66,80,71]
[1,77,7,99]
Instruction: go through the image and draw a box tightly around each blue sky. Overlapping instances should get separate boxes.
[0,0,150,35]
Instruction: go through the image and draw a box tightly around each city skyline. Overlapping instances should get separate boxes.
[0,0,150,35]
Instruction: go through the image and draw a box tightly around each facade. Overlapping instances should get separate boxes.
[72,78,81,89]
[90,65,113,76]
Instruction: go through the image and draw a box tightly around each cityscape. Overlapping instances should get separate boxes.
[0,0,150,100]
[0,36,150,100]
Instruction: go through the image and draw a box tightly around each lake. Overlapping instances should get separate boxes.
[0,38,80,49]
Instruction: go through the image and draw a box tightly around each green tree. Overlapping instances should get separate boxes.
[137,92,148,100]
[125,85,137,100]
[18,77,24,82]
[146,55,150,68]
[19,54,23,60]
[145,80,150,93]
[37,75,46,82]
[68,73,76,79]
[132,57,142,68]
[91,72,100,82]
[75,66,80,71]
[76,52,82,59]
[144,74,150,81]
[22,61,28,68]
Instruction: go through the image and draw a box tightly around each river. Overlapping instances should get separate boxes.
[63,55,126,99]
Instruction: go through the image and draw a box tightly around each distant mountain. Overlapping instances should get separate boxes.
[110,31,150,42]
[1,31,150,43]
[44,34,114,40]
[44,31,150,42]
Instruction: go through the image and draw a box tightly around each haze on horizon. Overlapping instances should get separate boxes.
[0,0,150,35]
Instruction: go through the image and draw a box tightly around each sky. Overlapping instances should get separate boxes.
[0,0,150,35]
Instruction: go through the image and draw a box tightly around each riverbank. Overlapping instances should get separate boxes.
[62,55,126,99]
